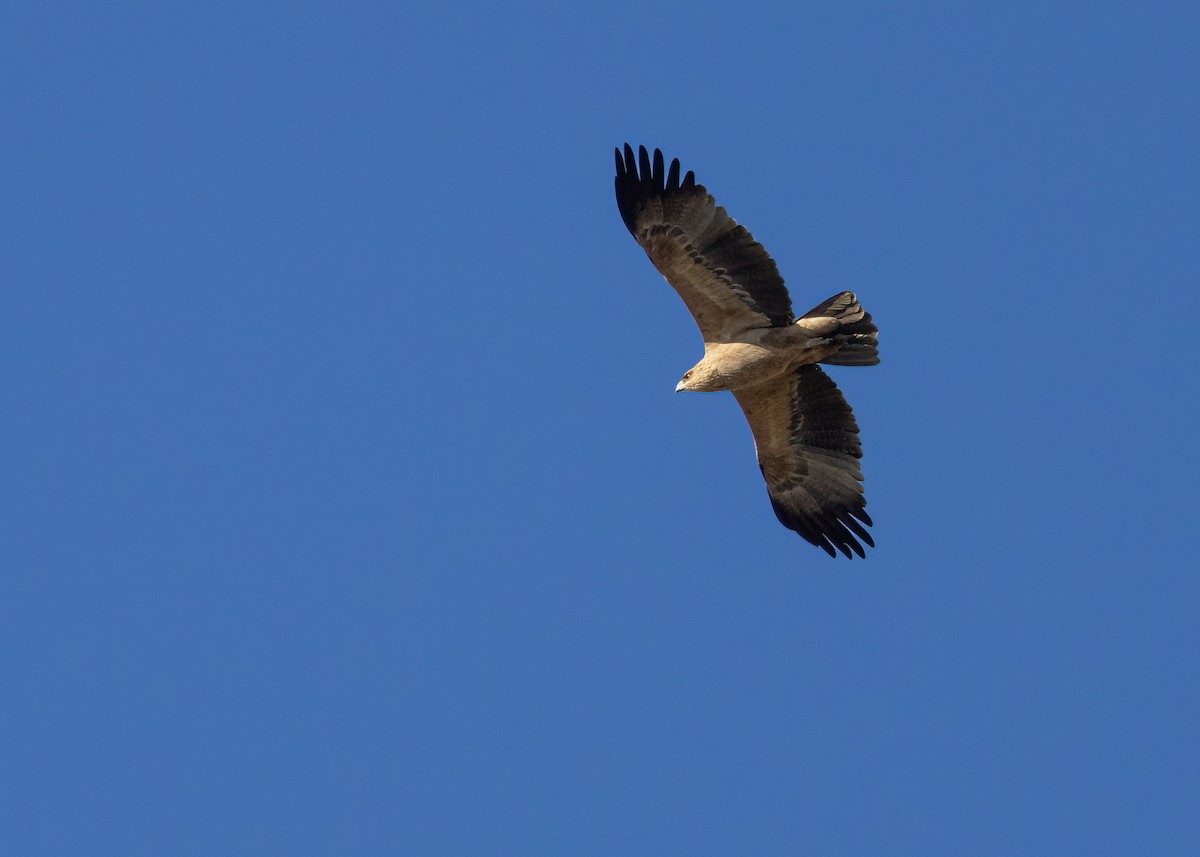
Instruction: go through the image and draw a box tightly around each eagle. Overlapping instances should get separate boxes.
[614,144,879,558]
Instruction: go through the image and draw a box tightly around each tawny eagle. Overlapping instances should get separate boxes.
[614,144,879,558]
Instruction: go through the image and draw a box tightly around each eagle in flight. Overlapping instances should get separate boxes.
[614,144,879,558]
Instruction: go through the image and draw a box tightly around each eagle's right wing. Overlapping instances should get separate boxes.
[615,144,795,342]
[733,364,874,558]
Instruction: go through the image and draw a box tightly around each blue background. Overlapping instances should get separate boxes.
[3,1,1198,854]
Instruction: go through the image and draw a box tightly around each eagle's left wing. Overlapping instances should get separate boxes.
[733,364,874,558]
[615,144,795,342]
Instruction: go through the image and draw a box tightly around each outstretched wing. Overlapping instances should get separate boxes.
[733,364,873,558]
[615,144,794,342]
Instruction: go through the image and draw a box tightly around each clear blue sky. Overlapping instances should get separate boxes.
[3,1,1198,854]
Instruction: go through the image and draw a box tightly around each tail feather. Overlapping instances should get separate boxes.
[799,291,879,366]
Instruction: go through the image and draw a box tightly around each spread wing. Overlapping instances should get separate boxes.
[733,364,874,558]
[615,144,794,342]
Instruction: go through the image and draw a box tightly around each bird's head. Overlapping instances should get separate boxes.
[675,362,726,393]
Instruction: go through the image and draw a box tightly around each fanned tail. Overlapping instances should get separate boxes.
[799,291,879,366]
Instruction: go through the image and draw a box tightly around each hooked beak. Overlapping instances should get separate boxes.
[674,380,686,393]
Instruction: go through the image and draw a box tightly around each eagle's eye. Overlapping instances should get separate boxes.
[683,371,693,380]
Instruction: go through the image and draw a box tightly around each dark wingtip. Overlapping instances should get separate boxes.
[617,143,637,183]
[771,494,873,560]
[843,514,874,547]
[614,143,643,235]
[816,527,866,560]
[614,144,695,237]
[614,144,690,193]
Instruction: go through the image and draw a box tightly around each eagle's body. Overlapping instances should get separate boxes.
[614,145,880,559]
[678,326,838,393]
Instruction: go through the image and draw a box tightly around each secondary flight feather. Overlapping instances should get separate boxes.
[614,144,879,558]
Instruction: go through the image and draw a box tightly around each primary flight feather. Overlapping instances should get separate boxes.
[614,144,879,559]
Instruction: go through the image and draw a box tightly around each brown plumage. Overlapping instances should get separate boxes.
[614,144,879,558]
